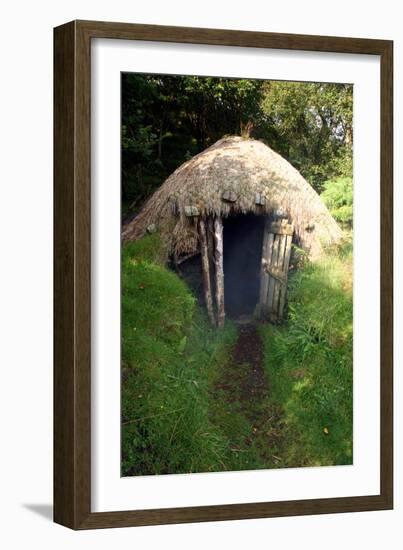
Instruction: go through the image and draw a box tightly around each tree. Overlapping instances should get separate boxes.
[259,81,353,192]
[121,74,353,217]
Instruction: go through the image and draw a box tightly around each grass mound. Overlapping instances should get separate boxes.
[260,241,353,467]
[121,234,235,475]
[122,233,353,475]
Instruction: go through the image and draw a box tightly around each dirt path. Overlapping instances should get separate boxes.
[223,324,268,416]
[212,323,284,467]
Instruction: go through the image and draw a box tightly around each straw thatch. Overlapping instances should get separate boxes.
[122,136,343,259]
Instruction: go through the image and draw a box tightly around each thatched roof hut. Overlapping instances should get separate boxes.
[123,136,343,326]
[123,136,342,260]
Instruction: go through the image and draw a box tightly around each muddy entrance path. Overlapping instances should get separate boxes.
[227,324,268,416]
[212,322,284,466]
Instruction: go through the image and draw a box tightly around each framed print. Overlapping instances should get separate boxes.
[54,20,393,529]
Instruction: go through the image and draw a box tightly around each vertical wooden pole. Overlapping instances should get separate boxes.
[259,217,272,319]
[207,217,215,262]
[278,233,293,318]
[267,234,280,321]
[206,216,215,276]
[207,216,216,303]
[199,218,216,326]
[273,233,287,317]
[214,217,225,328]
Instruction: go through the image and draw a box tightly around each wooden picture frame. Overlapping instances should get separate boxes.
[54,20,393,529]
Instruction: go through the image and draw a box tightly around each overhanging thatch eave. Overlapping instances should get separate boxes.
[122,136,343,260]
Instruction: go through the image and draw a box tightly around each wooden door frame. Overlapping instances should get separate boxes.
[259,217,294,322]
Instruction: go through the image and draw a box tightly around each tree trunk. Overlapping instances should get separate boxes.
[198,219,216,326]
[214,217,225,328]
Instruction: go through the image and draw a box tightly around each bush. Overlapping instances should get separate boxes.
[321,176,353,228]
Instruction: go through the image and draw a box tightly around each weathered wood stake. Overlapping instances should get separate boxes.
[278,233,293,318]
[207,217,216,299]
[199,219,216,326]
[213,217,225,328]
[259,217,272,319]
[207,217,215,263]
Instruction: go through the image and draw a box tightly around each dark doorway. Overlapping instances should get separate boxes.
[223,214,265,318]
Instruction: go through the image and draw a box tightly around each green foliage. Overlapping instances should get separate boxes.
[122,75,353,217]
[260,81,353,191]
[259,245,353,467]
[121,74,263,215]
[321,177,353,227]
[122,232,167,265]
[121,236,236,475]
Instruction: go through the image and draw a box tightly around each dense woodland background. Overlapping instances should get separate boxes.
[122,74,353,223]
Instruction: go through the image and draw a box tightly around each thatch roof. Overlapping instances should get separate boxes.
[122,136,343,259]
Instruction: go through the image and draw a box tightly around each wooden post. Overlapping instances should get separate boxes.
[214,217,225,328]
[198,219,216,326]
[272,233,287,317]
[278,233,293,318]
[207,217,215,264]
[267,234,279,321]
[259,217,272,319]
[207,217,215,298]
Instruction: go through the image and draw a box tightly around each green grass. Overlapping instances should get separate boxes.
[259,240,353,467]
[122,233,353,475]
[208,359,286,472]
[121,234,236,475]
